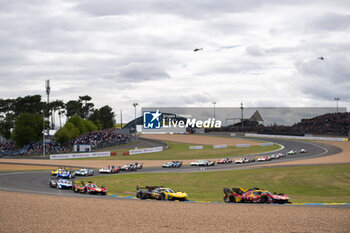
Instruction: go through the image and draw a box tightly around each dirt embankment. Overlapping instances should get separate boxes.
[0,190,349,233]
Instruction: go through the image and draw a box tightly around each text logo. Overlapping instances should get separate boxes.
[143,109,162,129]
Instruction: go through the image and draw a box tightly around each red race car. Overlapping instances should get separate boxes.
[224,187,290,204]
[73,181,107,195]
[217,158,232,164]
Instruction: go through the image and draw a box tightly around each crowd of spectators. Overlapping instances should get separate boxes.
[0,141,16,155]
[0,128,130,156]
[73,128,129,149]
[218,112,350,137]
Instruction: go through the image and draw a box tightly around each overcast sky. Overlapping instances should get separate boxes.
[0,0,349,121]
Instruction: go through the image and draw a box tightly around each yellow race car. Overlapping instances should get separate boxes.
[51,167,65,176]
[136,186,188,201]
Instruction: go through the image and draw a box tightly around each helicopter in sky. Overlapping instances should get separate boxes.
[193,48,203,52]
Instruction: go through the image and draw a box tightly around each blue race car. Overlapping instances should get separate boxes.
[57,170,75,179]
[162,161,182,168]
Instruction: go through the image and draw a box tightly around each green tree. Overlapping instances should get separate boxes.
[84,120,98,132]
[88,109,103,129]
[78,95,94,119]
[11,113,43,147]
[67,115,87,134]
[13,95,45,116]
[0,114,15,140]
[54,122,80,143]
[47,100,65,129]
[99,105,115,129]
[66,100,83,118]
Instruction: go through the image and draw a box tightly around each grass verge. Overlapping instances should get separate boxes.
[80,164,350,203]
[73,141,281,160]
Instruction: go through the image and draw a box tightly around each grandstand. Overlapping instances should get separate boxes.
[218,112,350,137]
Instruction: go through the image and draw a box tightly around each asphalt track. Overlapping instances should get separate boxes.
[0,137,347,207]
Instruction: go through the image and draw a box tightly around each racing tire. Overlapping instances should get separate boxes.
[229,195,236,203]
[136,191,142,199]
[224,196,229,203]
[140,193,148,200]
[260,195,269,204]
[161,193,166,201]
[74,187,78,193]
[84,187,87,194]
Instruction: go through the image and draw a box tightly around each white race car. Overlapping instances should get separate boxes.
[190,160,215,166]
[49,179,73,189]
[235,158,244,164]
[74,168,94,176]
[300,149,307,153]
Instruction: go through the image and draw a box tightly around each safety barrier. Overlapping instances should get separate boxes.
[213,145,227,149]
[189,146,204,149]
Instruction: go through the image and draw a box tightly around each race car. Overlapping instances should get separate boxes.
[49,178,73,189]
[51,168,65,176]
[57,170,75,179]
[217,158,232,164]
[235,158,244,164]
[190,160,215,166]
[162,161,183,168]
[73,181,107,195]
[257,156,271,162]
[99,165,119,173]
[136,186,188,201]
[300,148,307,153]
[74,168,95,176]
[120,162,143,171]
[223,187,290,204]
[287,150,297,155]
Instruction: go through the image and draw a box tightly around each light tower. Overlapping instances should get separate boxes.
[240,102,244,128]
[43,80,50,157]
[45,80,50,135]
[133,103,138,148]
[212,101,216,119]
[334,97,340,113]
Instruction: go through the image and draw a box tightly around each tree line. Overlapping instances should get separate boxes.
[0,95,116,147]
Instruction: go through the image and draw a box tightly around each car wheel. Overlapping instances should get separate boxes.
[136,191,142,199]
[260,195,269,204]
[84,187,87,194]
[161,193,166,200]
[224,196,229,203]
[74,187,78,193]
[229,195,236,203]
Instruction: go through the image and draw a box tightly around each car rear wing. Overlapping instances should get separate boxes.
[136,185,163,191]
[223,188,232,195]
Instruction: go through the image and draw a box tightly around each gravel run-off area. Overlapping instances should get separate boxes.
[1,190,349,233]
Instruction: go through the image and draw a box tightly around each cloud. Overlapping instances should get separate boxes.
[296,53,350,101]
[246,45,266,56]
[102,63,171,82]
[311,13,350,31]
[1,0,350,121]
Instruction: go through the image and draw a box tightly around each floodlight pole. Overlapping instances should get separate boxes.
[43,80,50,157]
[240,102,244,128]
[43,112,45,157]
[133,103,138,148]
[334,97,340,113]
[212,102,216,119]
[120,109,123,129]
